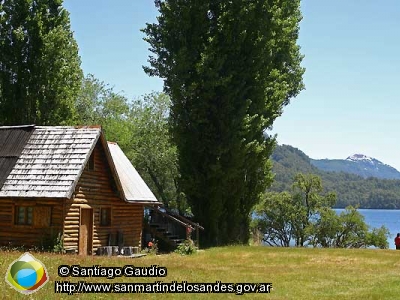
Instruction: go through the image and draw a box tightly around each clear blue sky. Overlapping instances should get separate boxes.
[64,0,400,171]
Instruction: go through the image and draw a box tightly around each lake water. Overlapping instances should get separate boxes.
[335,209,400,250]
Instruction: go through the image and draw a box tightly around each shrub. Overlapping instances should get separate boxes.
[175,239,196,255]
[53,233,64,253]
[142,239,158,255]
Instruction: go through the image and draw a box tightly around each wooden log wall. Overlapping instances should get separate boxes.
[0,198,63,248]
[63,141,144,253]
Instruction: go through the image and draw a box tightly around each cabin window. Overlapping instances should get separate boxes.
[100,208,111,226]
[85,153,95,171]
[15,206,33,225]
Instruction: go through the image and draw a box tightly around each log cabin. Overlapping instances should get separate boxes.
[0,125,160,255]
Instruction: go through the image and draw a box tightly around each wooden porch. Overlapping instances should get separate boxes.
[143,206,204,251]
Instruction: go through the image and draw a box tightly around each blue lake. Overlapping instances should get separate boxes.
[335,209,400,250]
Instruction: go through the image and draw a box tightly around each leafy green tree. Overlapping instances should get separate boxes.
[253,174,336,247]
[253,173,390,249]
[128,92,189,214]
[75,74,132,147]
[309,207,341,248]
[334,206,368,248]
[143,0,305,246]
[366,225,389,249]
[291,173,336,246]
[0,0,82,125]
[311,206,389,249]
[75,74,110,125]
[75,76,188,213]
[253,192,297,247]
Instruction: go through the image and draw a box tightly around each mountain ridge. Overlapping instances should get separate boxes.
[270,144,400,209]
[310,152,400,180]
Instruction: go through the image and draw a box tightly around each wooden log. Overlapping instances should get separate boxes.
[63,225,79,230]
[102,246,112,256]
[71,199,89,204]
[122,247,133,256]
[73,194,117,200]
[93,236,109,242]
[64,213,79,216]
[63,237,79,242]
[64,218,79,222]
[96,247,104,256]
[92,240,104,246]
[66,211,80,216]
[112,246,119,256]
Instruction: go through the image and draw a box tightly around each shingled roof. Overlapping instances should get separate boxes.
[0,125,35,189]
[0,125,158,203]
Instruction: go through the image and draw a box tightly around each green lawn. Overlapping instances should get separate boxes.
[1,246,400,299]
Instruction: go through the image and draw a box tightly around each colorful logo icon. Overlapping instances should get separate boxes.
[5,252,49,294]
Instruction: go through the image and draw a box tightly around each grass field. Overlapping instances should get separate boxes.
[1,246,400,299]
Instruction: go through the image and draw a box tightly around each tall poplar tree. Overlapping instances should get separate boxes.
[0,0,82,125]
[143,0,305,246]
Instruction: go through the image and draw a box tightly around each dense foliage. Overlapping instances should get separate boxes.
[174,239,197,256]
[310,206,389,249]
[252,174,389,249]
[0,0,82,125]
[143,0,305,246]
[271,145,400,209]
[75,75,189,213]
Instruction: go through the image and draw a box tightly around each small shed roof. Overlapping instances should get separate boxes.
[107,142,158,203]
[0,125,159,204]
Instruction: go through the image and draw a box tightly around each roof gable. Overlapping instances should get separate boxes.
[0,126,100,198]
[0,125,160,204]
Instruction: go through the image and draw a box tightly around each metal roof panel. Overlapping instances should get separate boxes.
[107,142,158,203]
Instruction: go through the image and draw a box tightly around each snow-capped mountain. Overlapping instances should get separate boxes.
[346,154,374,163]
[310,154,400,179]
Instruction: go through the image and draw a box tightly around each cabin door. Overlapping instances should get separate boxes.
[79,208,93,255]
